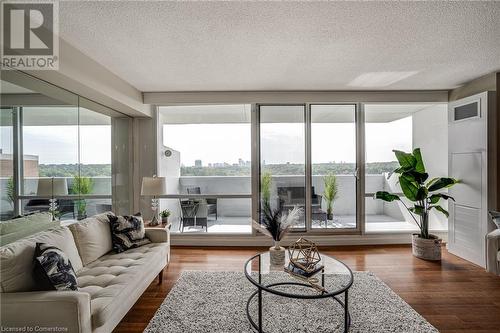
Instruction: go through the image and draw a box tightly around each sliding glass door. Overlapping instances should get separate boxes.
[311,105,357,230]
[258,104,359,233]
[259,105,306,230]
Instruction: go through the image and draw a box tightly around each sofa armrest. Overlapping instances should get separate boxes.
[0,291,91,333]
[145,228,169,243]
[486,229,500,275]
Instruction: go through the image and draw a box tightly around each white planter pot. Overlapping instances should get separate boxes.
[412,234,442,261]
[269,244,286,265]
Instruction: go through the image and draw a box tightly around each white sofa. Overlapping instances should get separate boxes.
[0,214,170,333]
[487,229,500,275]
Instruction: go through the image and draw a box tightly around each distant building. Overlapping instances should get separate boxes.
[0,153,39,177]
[194,159,202,167]
[238,158,251,167]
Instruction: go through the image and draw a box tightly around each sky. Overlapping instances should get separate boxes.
[0,117,411,166]
[0,126,111,164]
[163,117,412,166]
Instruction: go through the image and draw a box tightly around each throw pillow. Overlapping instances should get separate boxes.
[33,242,78,291]
[108,213,150,253]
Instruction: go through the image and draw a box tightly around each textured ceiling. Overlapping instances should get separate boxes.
[59,1,500,92]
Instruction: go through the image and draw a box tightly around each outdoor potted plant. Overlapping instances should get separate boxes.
[261,171,272,208]
[322,172,338,220]
[71,175,94,220]
[375,148,459,261]
[160,209,171,224]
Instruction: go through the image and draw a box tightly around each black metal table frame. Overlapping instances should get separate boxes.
[244,253,353,333]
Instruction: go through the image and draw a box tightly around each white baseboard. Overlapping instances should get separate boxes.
[171,231,448,247]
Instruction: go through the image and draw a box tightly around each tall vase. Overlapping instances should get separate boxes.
[269,240,285,265]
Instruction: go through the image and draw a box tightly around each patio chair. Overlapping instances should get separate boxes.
[179,199,198,232]
[179,199,208,232]
[186,187,217,220]
[276,186,326,226]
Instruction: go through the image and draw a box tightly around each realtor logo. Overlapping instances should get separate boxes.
[1,1,59,70]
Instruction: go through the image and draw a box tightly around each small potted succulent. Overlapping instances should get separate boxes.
[160,209,171,224]
[375,148,460,261]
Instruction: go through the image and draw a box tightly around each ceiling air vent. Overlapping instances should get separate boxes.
[454,101,480,121]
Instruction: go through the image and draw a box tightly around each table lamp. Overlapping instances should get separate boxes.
[141,176,167,226]
[37,177,68,220]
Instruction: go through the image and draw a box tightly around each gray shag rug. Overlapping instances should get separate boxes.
[144,271,438,333]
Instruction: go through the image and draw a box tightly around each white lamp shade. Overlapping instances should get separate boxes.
[141,177,167,196]
[37,178,69,196]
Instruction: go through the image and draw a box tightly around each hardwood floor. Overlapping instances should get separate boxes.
[114,245,500,333]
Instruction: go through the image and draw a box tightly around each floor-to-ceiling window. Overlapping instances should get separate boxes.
[0,107,15,220]
[364,103,448,232]
[78,107,113,216]
[160,104,252,233]
[157,101,447,237]
[1,72,130,221]
[20,106,113,220]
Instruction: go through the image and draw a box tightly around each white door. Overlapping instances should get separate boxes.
[448,92,489,267]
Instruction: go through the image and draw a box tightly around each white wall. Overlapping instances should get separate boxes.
[133,117,157,219]
[158,146,181,219]
[412,104,449,230]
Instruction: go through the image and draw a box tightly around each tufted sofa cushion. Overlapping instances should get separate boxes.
[69,214,113,266]
[77,242,168,329]
[0,226,83,293]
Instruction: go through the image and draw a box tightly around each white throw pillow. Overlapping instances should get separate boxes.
[0,226,82,293]
[68,214,113,266]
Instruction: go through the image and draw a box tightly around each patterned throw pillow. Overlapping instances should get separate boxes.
[108,213,150,253]
[33,242,78,291]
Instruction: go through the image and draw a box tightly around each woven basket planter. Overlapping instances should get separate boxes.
[412,234,442,261]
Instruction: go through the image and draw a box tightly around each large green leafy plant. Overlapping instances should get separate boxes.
[375,148,459,239]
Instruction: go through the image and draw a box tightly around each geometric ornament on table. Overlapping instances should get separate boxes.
[287,238,322,273]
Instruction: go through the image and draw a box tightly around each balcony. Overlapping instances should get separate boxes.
[0,176,112,221]
[161,174,421,234]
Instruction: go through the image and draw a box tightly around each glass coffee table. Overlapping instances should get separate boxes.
[244,251,353,333]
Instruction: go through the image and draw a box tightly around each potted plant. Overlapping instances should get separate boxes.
[253,205,303,265]
[375,148,459,261]
[160,209,171,224]
[322,172,338,220]
[71,175,94,220]
[6,176,15,208]
[261,171,272,210]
